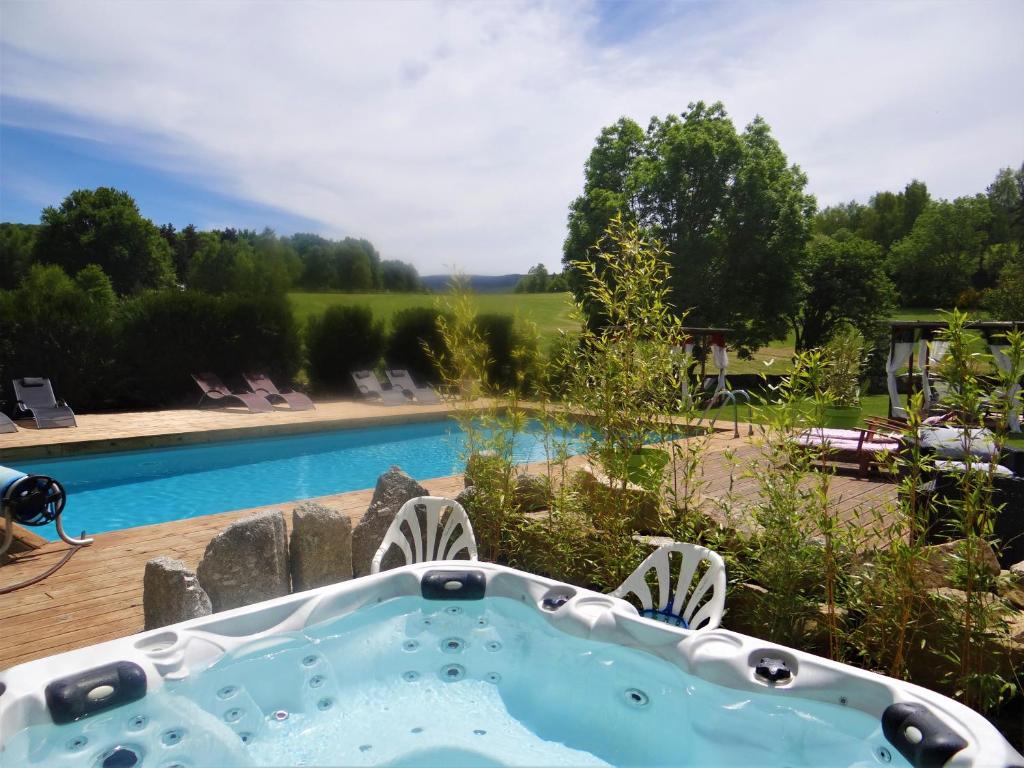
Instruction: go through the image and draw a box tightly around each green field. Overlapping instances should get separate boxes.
[289,292,955,372]
[288,291,580,339]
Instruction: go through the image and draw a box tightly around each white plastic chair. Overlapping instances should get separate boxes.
[370,496,478,574]
[611,542,726,630]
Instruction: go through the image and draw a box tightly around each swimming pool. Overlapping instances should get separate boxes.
[1,563,1018,766]
[14,420,582,539]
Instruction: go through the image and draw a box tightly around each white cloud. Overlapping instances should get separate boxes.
[1,0,1022,273]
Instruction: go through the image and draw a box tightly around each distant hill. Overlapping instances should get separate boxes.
[421,274,524,293]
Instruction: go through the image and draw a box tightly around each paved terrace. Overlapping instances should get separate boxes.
[0,398,459,461]
[0,403,898,670]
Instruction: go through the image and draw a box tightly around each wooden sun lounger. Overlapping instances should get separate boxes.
[795,425,902,479]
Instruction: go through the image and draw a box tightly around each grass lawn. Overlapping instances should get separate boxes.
[289,294,971,377]
[288,291,579,340]
[702,393,893,427]
[727,309,954,375]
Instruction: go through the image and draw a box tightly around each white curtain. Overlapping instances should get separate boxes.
[919,338,950,407]
[711,343,728,395]
[989,342,1021,433]
[886,339,915,419]
[674,342,696,403]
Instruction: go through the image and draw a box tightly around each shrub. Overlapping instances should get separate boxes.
[475,313,539,394]
[984,249,1024,318]
[117,290,301,407]
[0,263,119,410]
[306,305,384,393]
[385,307,451,384]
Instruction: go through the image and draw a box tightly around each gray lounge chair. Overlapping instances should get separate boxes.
[244,373,315,411]
[351,370,410,405]
[192,373,274,412]
[0,413,16,434]
[12,378,77,428]
[385,368,442,404]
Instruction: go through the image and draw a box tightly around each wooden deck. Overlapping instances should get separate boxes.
[0,422,898,671]
[0,475,468,670]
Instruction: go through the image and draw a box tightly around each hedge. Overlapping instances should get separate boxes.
[305,305,384,393]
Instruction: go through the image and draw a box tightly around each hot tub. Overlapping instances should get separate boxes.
[0,563,1019,767]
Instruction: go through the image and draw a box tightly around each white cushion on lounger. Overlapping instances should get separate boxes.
[933,460,1015,478]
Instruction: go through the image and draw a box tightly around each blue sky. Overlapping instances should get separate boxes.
[2,0,1022,274]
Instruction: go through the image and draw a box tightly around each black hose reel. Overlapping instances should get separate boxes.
[1,466,93,558]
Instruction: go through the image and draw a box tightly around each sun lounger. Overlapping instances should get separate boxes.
[385,368,442,404]
[795,426,901,478]
[11,378,77,429]
[192,373,274,412]
[351,370,410,405]
[0,413,16,433]
[244,373,315,411]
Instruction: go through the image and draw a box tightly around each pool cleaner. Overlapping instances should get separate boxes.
[0,464,92,559]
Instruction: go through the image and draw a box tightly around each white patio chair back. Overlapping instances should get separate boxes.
[612,542,726,630]
[371,496,478,574]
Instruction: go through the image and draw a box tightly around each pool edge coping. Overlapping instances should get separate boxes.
[0,409,458,462]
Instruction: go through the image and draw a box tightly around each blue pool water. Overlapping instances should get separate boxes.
[7,595,905,767]
[15,420,583,539]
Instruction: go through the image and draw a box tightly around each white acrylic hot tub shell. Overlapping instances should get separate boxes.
[0,562,1020,767]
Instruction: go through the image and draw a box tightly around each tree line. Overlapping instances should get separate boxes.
[564,101,1023,354]
[0,187,422,296]
[513,263,569,293]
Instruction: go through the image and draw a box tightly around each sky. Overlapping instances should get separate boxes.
[1,0,1022,275]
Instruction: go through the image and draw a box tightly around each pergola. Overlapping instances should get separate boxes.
[886,320,1022,430]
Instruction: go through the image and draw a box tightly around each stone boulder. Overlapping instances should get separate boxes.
[455,485,478,511]
[143,556,212,630]
[290,502,353,592]
[351,467,429,577]
[515,473,550,512]
[997,569,1024,611]
[197,510,290,612]
[574,465,664,533]
[918,539,1002,590]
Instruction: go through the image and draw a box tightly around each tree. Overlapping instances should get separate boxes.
[305,305,384,392]
[34,188,175,295]
[188,235,290,296]
[379,260,421,291]
[0,263,118,406]
[814,201,869,237]
[986,165,1024,246]
[815,180,930,250]
[564,102,815,353]
[984,249,1024,318]
[172,224,203,282]
[0,222,38,289]
[887,197,991,307]
[514,263,550,293]
[790,232,896,351]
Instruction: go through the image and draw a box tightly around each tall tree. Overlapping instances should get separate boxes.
[0,222,38,289]
[986,165,1024,246]
[790,232,896,350]
[514,263,550,293]
[34,188,175,295]
[564,102,814,353]
[887,197,991,307]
